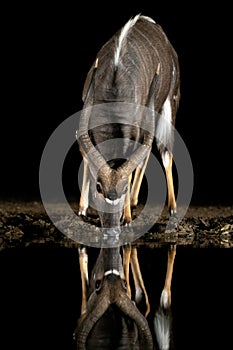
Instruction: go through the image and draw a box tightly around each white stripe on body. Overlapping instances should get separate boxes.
[114,14,155,67]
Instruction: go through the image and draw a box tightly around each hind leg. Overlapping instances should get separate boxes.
[161,244,176,308]
[123,173,133,224]
[130,247,150,317]
[78,247,89,314]
[154,245,176,348]
[162,150,176,216]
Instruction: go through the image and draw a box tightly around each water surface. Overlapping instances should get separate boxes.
[0,244,232,349]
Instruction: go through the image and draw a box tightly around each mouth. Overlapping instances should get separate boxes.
[105,197,121,206]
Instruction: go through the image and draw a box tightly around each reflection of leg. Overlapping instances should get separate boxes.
[162,151,176,215]
[161,244,176,308]
[78,247,89,315]
[123,174,132,224]
[130,247,150,317]
[154,244,176,350]
[79,157,89,216]
[123,244,132,298]
[131,149,151,207]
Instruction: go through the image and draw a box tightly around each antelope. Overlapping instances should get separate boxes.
[74,244,177,349]
[76,14,180,232]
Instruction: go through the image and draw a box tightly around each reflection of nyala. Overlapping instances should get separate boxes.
[76,14,180,232]
[74,246,153,349]
[74,244,176,349]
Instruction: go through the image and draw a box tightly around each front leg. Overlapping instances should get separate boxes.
[123,244,132,298]
[79,157,90,216]
[123,173,132,224]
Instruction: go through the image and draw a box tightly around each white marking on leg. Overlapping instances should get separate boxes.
[135,286,143,304]
[78,180,90,216]
[170,209,177,216]
[160,289,169,309]
[162,150,170,169]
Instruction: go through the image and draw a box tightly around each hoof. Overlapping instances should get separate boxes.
[165,212,178,232]
[130,199,138,208]
[124,221,132,227]
[78,208,87,216]
[120,214,132,226]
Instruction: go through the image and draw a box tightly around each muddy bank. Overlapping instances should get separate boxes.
[0,200,232,249]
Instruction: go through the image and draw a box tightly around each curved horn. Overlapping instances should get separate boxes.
[116,291,154,349]
[76,58,112,176]
[118,67,160,177]
[78,131,111,176]
[118,143,151,177]
[76,293,110,349]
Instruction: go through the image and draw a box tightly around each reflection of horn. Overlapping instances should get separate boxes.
[76,291,110,349]
[116,291,153,349]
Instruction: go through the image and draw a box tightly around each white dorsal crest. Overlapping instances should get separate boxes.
[114,14,141,66]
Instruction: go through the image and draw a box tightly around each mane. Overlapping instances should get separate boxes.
[114,14,155,67]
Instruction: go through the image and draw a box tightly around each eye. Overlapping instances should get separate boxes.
[96,182,102,193]
[95,279,102,291]
[122,185,128,195]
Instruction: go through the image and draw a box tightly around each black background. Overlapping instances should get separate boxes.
[1,1,232,204]
[1,4,232,349]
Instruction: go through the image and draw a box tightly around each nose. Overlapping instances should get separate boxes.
[102,227,120,246]
[107,191,118,201]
